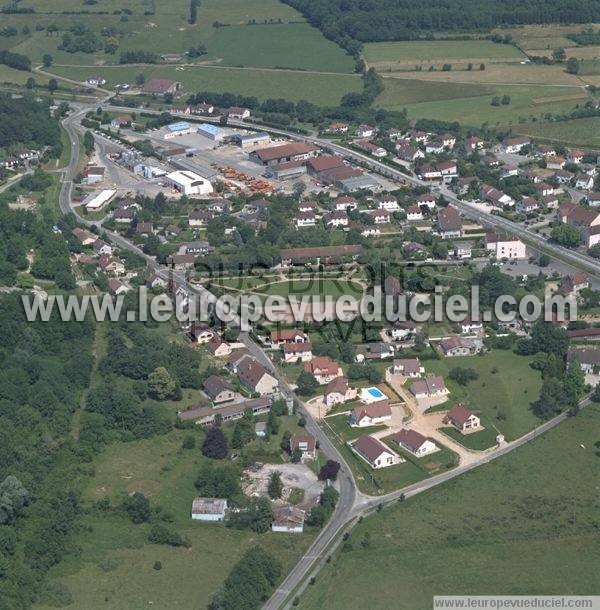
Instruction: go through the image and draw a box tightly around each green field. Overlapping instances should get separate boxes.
[259,278,364,299]
[300,404,600,610]
[46,64,362,104]
[425,350,543,441]
[375,77,494,106]
[382,84,588,127]
[3,0,354,74]
[35,417,315,610]
[516,117,600,148]
[364,40,525,65]
[206,23,355,72]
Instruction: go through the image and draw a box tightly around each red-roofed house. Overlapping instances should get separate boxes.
[350,435,402,469]
[282,342,313,363]
[290,433,317,460]
[324,376,357,409]
[442,404,481,432]
[390,429,438,456]
[349,401,392,427]
[303,357,342,385]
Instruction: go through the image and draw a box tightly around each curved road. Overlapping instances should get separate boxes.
[57,100,598,609]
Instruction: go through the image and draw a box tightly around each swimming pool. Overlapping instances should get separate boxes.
[360,386,389,404]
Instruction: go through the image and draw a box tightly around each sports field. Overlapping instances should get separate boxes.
[300,404,600,610]
[46,64,362,105]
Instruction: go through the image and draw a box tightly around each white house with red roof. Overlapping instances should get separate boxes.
[350,435,402,469]
[442,404,481,433]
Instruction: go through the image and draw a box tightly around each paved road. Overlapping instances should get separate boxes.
[58,102,598,609]
[106,103,600,277]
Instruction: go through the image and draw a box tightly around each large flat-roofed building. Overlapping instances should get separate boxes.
[237,132,271,149]
[197,123,227,142]
[250,142,318,166]
[166,170,212,196]
[84,189,117,211]
[280,244,363,266]
[164,121,193,139]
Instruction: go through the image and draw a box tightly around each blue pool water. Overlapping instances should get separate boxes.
[367,387,384,398]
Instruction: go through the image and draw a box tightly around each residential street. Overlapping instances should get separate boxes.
[53,98,597,609]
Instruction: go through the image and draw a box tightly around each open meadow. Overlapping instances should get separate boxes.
[364,40,525,70]
[46,64,362,104]
[515,117,600,148]
[300,404,600,610]
[424,349,543,441]
[3,0,355,74]
[34,419,316,610]
[379,83,590,127]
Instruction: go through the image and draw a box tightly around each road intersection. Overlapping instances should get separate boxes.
[55,97,597,609]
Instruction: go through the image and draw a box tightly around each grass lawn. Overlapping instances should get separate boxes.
[424,350,543,441]
[439,424,499,451]
[363,40,525,66]
[515,117,600,148]
[259,278,363,299]
[320,415,458,495]
[299,404,600,610]
[46,64,362,105]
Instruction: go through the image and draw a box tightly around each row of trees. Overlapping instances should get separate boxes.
[282,0,600,51]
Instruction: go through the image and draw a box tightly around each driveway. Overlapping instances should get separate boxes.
[384,371,497,465]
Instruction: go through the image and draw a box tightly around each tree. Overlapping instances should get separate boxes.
[266,409,279,435]
[551,224,580,248]
[83,130,95,155]
[552,47,566,62]
[0,475,28,524]
[491,96,501,106]
[48,78,58,92]
[501,95,511,105]
[123,492,150,524]
[226,496,273,533]
[564,360,585,411]
[448,367,478,386]
[318,460,341,481]
[291,447,303,463]
[194,463,241,500]
[296,370,318,396]
[268,471,283,499]
[566,57,580,74]
[147,366,176,400]
[42,53,53,67]
[280,430,292,453]
[202,427,229,459]
[479,63,485,70]
[538,254,550,267]
[532,377,566,419]
[148,524,187,547]
[26,77,35,89]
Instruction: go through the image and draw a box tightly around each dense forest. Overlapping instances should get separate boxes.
[283,0,600,51]
[0,95,61,150]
